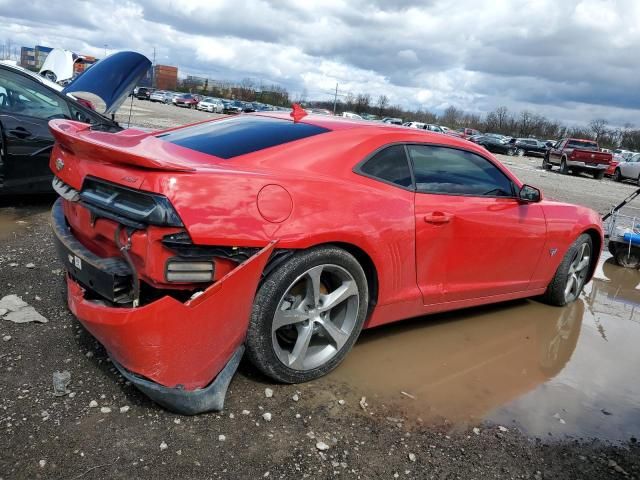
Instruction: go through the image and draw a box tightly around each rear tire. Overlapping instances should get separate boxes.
[516,149,525,157]
[560,158,570,174]
[246,246,369,383]
[541,234,593,307]
[613,169,622,182]
[594,171,604,180]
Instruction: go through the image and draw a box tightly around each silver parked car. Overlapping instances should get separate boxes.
[613,152,640,185]
[197,97,224,113]
[149,90,173,103]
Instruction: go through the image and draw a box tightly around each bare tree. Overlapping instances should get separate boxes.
[354,93,371,114]
[440,106,462,127]
[588,118,609,143]
[376,94,389,117]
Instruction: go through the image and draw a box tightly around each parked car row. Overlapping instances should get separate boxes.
[135,86,288,114]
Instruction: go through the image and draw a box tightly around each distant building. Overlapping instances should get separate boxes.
[34,45,53,69]
[186,75,206,86]
[20,45,53,70]
[154,64,178,90]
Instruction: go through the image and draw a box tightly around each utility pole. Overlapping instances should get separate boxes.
[333,83,338,114]
[152,46,156,88]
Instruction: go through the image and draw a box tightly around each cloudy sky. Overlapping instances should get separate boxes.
[0,0,638,126]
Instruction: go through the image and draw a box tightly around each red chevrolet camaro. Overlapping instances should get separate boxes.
[49,111,603,414]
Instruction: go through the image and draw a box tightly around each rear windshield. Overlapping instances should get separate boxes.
[567,140,598,150]
[158,115,330,159]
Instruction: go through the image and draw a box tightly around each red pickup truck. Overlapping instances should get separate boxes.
[543,138,612,179]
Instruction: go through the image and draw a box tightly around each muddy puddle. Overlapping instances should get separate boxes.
[0,208,27,239]
[327,257,640,443]
[0,202,49,240]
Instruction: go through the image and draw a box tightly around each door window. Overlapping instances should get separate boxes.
[0,69,70,120]
[408,145,514,197]
[358,145,413,188]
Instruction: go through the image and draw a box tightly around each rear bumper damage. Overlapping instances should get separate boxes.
[51,198,276,414]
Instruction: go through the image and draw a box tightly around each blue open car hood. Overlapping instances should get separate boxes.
[63,51,151,115]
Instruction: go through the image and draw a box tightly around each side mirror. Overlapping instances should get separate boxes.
[519,184,541,203]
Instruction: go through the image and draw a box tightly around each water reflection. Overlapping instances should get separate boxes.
[326,259,640,442]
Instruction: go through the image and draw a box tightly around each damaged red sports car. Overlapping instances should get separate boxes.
[49,110,603,414]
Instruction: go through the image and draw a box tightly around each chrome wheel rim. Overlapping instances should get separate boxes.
[564,242,591,302]
[272,264,359,371]
[517,149,525,156]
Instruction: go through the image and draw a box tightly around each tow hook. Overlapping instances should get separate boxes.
[115,225,140,308]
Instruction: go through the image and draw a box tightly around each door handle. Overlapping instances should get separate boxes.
[8,127,32,139]
[423,212,453,224]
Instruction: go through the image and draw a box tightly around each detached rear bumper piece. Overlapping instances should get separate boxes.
[51,198,276,414]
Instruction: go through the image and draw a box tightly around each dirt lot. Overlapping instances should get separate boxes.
[1,102,639,479]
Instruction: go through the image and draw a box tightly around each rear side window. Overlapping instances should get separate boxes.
[158,116,330,159]
[359,145,413,188]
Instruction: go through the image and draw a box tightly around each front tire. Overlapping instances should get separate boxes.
[542,156,552,170]
[594,171,604,180]
[541,234,593,306]
[246,246,369,383]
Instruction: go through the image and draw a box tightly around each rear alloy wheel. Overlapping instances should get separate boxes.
[516,149,525,157]
[613,169,622,182]
[246,246,368,383]
[560,159,570,174]
[541,234,593,306]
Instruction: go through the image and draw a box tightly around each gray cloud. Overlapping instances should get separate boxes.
[0,0,638,126]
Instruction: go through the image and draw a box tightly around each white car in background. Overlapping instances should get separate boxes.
[403,121,426,129]
[342,111,362,120]
[613,152,640,185]
[197,97,224,113]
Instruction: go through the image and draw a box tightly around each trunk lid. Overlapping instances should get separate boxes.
[62,51,151,115]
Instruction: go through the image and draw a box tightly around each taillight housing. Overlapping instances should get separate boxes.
[80,177,183,228]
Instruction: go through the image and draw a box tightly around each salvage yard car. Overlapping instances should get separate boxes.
[612,152,640,185]
[49,111,603,414]
[173,93,199,108]
[0,51,150,195]
[509,138,548,157]
[473,135,518,155]
[197,96,224,113]
[543,138,612,179]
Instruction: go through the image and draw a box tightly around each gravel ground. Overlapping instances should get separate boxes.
[1,109,639,479]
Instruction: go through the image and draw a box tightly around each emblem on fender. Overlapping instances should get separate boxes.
[550,248,558,256]
[55,157,64,171]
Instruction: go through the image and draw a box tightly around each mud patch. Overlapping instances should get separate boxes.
[326,257,640,443]
[0,208,26,239]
